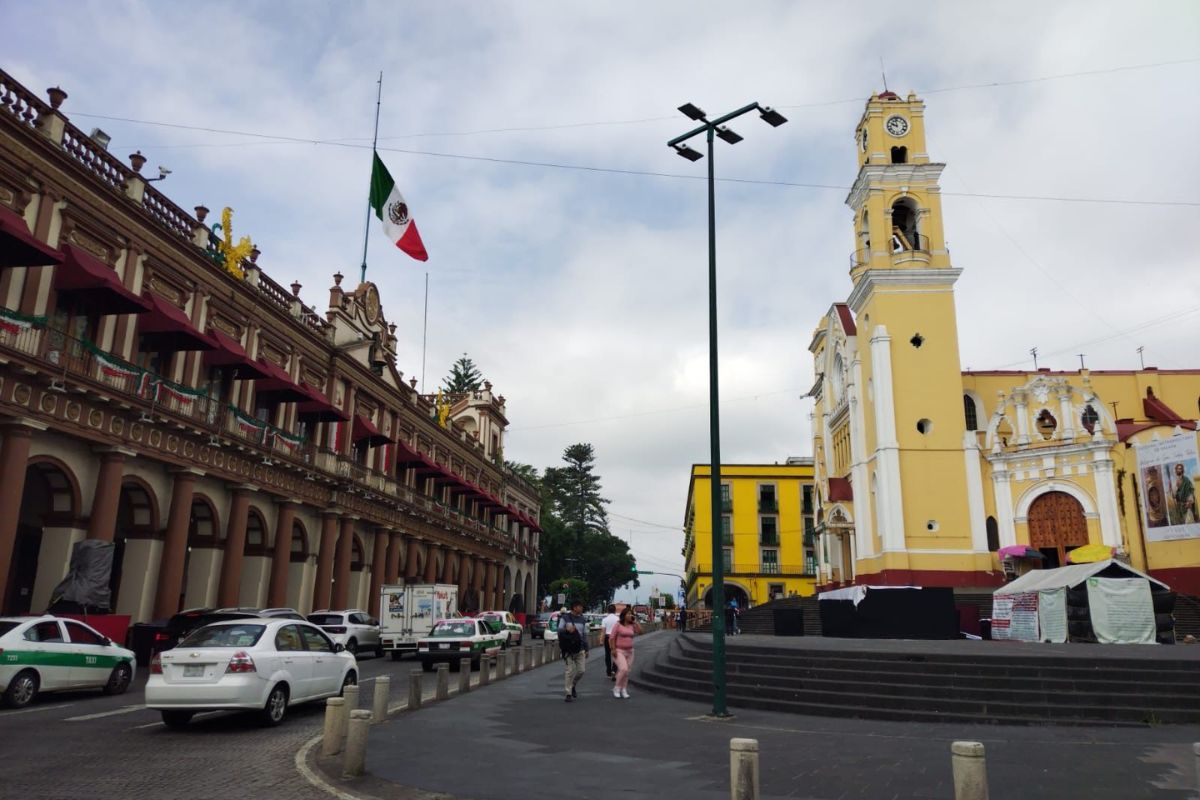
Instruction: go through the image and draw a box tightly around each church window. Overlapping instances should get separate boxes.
[890,199,922,252]
[860,129,867,153]
[1036,410,1057,439]
[986,517,1000,552]
[910,333,924,349]
[890,146,907,164]
[963,395,978,431]
[1081,405,1099,434]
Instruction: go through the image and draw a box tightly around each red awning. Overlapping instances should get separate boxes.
[253,359,308,403]
[137,293,217,351]
[351,414,392,446]
[296,382,351,422]
[0,205,61,268]
[394,441,442,472]
[54,244,152,315]
[203,330,269,379]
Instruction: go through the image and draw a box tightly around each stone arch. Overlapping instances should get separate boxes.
[523,572,534,615]
[26,456,81,518]
[702,580,751,611]
[827,503,853,523]
[111,478,160,612]
[1015,480,1097,520]
[963,390,984,432]
[502,565,512,609]
[118,476,160,535]
[1026,491,1090,568]
[187,494,220,544]
[888,195,921,251]
[290,518,310,561]
[351,535,365,572]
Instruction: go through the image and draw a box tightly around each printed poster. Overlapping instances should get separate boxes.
[992,592,1039,642]
[1134,434,1200,542]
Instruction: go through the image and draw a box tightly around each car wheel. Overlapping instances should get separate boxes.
[515,633,522,646]
[2,670,39,709]
[339,671,358,696]
[421,660,433,673]
[103,663,133,696]
[260,684,288,727]
[345,638,358,655]
[500,637,508,650]
[389,651,402,662]
[161,710,194,729]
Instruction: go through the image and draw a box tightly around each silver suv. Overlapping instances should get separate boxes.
[308,610,381,657]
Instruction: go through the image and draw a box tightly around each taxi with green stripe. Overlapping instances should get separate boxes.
[1,615,136,709]
[416,618,506,672]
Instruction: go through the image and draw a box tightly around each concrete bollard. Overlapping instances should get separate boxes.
[341,709,372,779]
[513,646,523,674]
[408,669,423,710]
[459,658,472,693]
[730,738,759,800]
[322,697,345,757]
[371,676,390,723]
[526,646,535,671]
[436,663,450,700]
[479,655,491,686]
[1193,743,1199,797]
[496,652,507,680]
[533,644,543,668]
[951,741,989,800]
[340,684,360,741]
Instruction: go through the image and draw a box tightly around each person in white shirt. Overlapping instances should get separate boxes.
[601,604,620,681]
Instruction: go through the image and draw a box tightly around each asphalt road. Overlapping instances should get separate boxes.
[0,648,471,800]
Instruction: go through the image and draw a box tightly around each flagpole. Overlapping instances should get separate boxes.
[420,272,429,392]
[360,72,383,284]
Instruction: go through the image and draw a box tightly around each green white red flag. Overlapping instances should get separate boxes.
[369,153,428,262]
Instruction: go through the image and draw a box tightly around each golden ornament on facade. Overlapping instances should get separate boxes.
[215,206,254,280]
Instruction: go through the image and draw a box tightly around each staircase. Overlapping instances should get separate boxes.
[1175,594,1200,639]
[634,634,1200,726]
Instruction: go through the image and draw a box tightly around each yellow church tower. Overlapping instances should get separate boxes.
[810,90,994,589]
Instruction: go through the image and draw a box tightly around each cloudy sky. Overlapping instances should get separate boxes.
[5,1,1199,601]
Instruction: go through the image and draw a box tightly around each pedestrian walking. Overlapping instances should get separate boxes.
[557,599,589,702]
[609,606,642,699]
[601,603,620,680]
[732,601,741,635]
[679,606,689,633]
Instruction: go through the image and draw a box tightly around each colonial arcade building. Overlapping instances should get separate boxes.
[0,71,541,623]
[808,90,1200,597]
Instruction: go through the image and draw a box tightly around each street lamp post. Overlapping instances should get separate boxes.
[668,101,786,718]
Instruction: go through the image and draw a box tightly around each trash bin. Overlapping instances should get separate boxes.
[772,608,804,637]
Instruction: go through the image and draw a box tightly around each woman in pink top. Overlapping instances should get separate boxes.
[609,607,642,699]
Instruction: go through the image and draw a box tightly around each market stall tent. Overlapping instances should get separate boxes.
[992,559,1174,644]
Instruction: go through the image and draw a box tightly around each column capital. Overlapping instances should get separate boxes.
[321,508,344,519]
[167,467,205,479]
[225,482,257,494]
[0,417,48,434]
[275,497,303,507]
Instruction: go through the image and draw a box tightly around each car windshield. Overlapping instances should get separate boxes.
[0,621,19,636]
[308,614,344,625]
[431,622,476,637]
[180,624,266,648]
[537,614,553,622]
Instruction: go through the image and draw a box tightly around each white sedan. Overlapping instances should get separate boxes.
[417,618,506,671]
[0,615,136,708]
[146,619,357,728]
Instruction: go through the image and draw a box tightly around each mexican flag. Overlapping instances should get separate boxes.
[369,153,428,262]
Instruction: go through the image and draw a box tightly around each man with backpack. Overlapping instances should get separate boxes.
[558,599,589,702]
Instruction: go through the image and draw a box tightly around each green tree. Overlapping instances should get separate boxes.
[504,460,540,485]
[443,353,484,393]
[547,578,589,609]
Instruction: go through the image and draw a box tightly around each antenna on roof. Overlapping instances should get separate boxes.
[1030,347,1039,370]
[880,57,889,92]
[1137,346,1145,369]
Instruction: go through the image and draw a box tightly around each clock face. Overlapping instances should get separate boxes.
[885,115,909,137]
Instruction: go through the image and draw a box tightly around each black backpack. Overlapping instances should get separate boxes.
[558,620,583,656]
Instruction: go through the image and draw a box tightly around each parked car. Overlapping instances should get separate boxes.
[308,610,382,658]
[152,608,263,657]
[544,611,561,642]
[477,611,523,647]
[417,618,506,672]
[145,618,357,728]
[0,615,136,709]
[529,612,554,639]
[217,607,306,621]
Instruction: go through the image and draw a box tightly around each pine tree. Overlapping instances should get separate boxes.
[442,353,484,393]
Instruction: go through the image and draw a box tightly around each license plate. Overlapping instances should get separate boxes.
[433,643,445,649]
[183,665,205,677]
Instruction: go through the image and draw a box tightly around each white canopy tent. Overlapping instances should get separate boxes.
[992,559,1170,644]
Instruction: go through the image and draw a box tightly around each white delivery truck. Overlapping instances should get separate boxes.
[379,583,458,660]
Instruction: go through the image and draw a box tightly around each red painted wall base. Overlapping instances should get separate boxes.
[1148,567,1200,597]
[818,570,1006,594]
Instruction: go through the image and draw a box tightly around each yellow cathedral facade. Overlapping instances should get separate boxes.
[808,90,1200,597]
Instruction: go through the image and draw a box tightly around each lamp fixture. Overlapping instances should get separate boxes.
[716,126,743,145]
[758,106,788,127]
[673,144,704,162]
[678,103,707,121]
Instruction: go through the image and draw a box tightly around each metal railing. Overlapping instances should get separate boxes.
[758,498,778,513]
[693,563,816,577]
[759,532,779,546]
[719,498,733,512]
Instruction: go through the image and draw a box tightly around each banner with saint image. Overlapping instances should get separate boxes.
[1134,433,1200,542]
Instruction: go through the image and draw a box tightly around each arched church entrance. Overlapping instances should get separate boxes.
[1028,491,1089,569]
[6,462,77,614]
[702,583,749,611]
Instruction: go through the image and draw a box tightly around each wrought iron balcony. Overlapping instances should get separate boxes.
[758,498,778,513]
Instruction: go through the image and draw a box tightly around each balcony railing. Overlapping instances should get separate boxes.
[719,497,732,512]
[720,532,733,545]
[693,563,816,577]
[758,498,778,513]
[759,532,779,546]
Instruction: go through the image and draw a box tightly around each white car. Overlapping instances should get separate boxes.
[416,618,507,671]
[146,618,357,728]
[477,611,523,647]
[308,609,382,658]
[0,615,136,708]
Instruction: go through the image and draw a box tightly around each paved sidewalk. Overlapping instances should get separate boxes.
[347,632,1200,800]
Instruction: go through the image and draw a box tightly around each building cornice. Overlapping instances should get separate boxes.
[844,162,946,209]
[847,268,962,313]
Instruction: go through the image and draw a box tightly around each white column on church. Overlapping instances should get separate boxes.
[992,467,1017,549]
[869,326,905,552]
[1092,455,1123,549]
[1058,389,1076,442]
[962,431,989,553]
[848,352,874,557]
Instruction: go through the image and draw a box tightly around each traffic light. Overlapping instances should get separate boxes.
[631,566,638,575]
